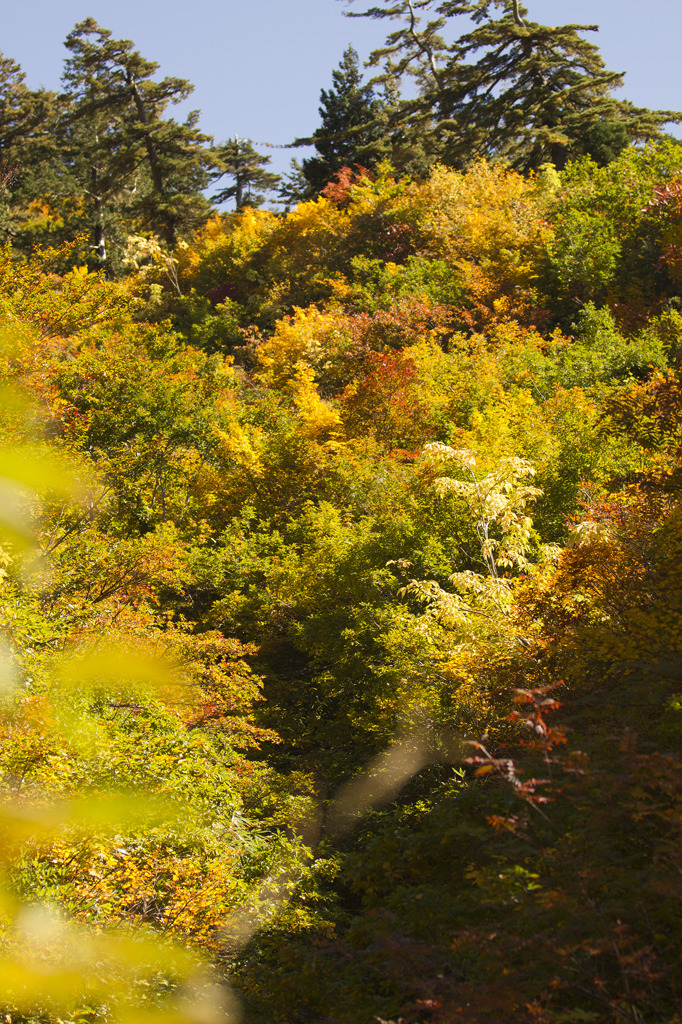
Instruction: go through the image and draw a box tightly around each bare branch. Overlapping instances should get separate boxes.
[407,0,444,87]
[511,0,526,28]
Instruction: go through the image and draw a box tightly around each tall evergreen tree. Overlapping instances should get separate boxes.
[211,137,280,210]
[0,55,64,245]
[60,19,214,262]
[348,0,682,171]
[0,55,41,175]
[297,45,390,197]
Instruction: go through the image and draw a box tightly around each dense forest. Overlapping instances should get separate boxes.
[1,2,682,1023]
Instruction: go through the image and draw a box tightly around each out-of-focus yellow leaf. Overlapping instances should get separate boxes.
[116,977,238,1024]
[0,476,33,543]
[0,637,18,699]
[56,646,179,692]
[0,794,188,858]
[0,960,98,1008]
[0,446,85,499]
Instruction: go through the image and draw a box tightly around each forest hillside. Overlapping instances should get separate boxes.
[1,4,682,1024]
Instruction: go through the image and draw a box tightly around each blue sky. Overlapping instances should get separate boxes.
[3,0,682,180]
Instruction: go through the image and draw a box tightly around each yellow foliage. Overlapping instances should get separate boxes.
[466,387,557,468]
[177,206,278,287]
[276,195,348,240]
[195,213,229,246]
[291,365,342,438]
[341,164,409,218]
[411,161,549,325]
[23,198,65,232]
[405,334,495,424]
[415,161,543,264]
[256,306,349,384]
[213,419,264,476]
[250,198,352,314]
[442,671,496,736]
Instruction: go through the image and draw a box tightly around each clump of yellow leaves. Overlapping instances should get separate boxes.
[291,365,342,439]
[423,443,542,576]
[213,418,264,478]
[256,306,348,386]
[392,445,551,743]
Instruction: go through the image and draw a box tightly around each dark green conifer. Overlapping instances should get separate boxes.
[349,0,682,171]
[211,137,280,210]
[299,45,390,196]
[0,55,64,245]
[61,19,213,261]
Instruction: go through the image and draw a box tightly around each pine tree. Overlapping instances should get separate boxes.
[278,158,311,207]
[298,45,390,197]
[0,55,39,172]
[60,19,213,263]
[211,137,280,210]
[349,0,682,171]
[0,55,64,245]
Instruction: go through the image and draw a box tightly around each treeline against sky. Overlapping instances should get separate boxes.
[2,1,681,272]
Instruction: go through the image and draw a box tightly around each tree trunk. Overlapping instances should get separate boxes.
[128,75,176,246]
[91,166,106,261]
[129,77,163,193]
[549,139,568,170]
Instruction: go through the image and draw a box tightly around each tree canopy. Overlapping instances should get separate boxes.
[211,137,281,209]
[348,0,682,170]
[60,18,213,256]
